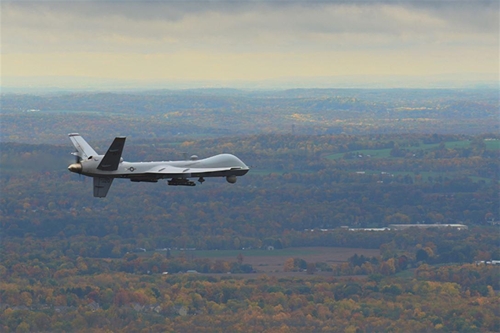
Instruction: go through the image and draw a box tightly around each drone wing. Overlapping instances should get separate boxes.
[145,165,233,177]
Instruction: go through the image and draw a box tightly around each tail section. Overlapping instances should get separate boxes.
[69,133,98,159]
[97,137,126,171]
[94,177,114,198]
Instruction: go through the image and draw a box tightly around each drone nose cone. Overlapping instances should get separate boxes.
[68,163,82,173]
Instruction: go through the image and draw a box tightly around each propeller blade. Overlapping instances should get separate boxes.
[71,151,82,163]
[70,151,83,180]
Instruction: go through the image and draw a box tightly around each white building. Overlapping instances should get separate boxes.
[389,224,468,230]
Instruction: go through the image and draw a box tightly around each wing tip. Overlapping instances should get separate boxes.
[68,133,80,137]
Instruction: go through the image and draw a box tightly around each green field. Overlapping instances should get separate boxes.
[168,248,319,258]
[485,139,500,150]
[248,169,287,176]
[324,139,500,160]
[326,148,393,160]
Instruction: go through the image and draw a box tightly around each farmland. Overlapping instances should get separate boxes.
[163,247,381,276]
[1,89,498,144]
[1,88,499,332]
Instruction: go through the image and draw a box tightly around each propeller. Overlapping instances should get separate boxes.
[69,151,83,179]
[75,153,82,164]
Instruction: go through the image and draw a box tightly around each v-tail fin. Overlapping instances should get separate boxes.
[97,137,126,171]
[69,133,98,159]
[94,177,114,198]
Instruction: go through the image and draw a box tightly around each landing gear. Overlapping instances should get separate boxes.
[198,177,205,184]
[168,178,196,186]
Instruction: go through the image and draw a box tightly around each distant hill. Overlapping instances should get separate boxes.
[2,73,498,93]
[1,89,498,144]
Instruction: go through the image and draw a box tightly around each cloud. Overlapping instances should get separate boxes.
[1,1,498,84]
[2,1,498,54]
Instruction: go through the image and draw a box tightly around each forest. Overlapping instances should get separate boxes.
[1,89,499,332]
[1,88,498,144]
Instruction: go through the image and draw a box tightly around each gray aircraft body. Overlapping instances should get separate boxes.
[67,133,249,197]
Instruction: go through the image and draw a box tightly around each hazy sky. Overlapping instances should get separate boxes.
[1,0,499,88]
